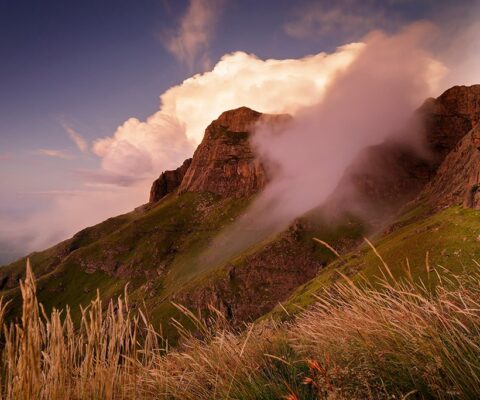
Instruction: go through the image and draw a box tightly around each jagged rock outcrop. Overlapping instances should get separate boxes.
[421,85,480,161]
[178,107,290,198]
[417,125,480,209]
[149,158,192,203]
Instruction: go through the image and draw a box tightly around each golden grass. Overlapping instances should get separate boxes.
[1,257,480,399]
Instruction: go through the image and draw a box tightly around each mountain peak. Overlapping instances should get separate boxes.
[148,107,289,202]
[216,106,263,132]
[178,107,289,198]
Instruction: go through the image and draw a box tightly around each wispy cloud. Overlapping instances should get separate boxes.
[284,0,401,41]
[34,149,74,160]
[162,0,225,70]
[75,169,143,187]
[24,190,85,197]
[60,121,88,153]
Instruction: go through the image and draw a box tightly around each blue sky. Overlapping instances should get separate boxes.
[0,0,478,261]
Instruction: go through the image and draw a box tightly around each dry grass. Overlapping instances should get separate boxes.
[1,257,480,399]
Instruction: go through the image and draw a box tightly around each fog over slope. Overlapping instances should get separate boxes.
[202,23,445,266]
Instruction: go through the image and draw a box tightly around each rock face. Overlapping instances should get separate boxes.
[419,85,480,164]
[178,107,290,198]
[331,141,434,218]
[175,228,325,325]
[418,125,480,209]
[329,85,480,218]
[149,158,192,203]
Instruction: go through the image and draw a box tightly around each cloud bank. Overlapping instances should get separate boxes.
[0,185,148,257]
[93,44,362,185]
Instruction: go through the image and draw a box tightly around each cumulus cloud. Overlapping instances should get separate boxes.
[34,149,74,160]
[93,114,194,185]
[203,23,447,266]
[93,44,362,184]
[3,35,364,259]
[163,0,225,70]
[61,122,88,153]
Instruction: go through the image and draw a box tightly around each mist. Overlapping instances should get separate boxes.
[0,183,149,262]
[202,23,446,266]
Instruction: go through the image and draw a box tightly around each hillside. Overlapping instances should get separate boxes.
[0,108,332,335]
[1,85,480,341]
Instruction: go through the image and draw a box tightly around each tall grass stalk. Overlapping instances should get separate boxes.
[0,258,479,399]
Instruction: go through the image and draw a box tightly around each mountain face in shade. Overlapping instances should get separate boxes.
[417,124,480,210]
[149,158,192,203]
[329,85,480,219]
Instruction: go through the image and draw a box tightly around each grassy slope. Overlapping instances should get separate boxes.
[0,190,370,340]
[5,184,479,342]
[274,205,480,316]
[177,211,368,296]
[1,192,252,326]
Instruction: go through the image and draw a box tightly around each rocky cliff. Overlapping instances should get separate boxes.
[178,107,290,197]
[422,84,480,161]
[417,124,480,209]
[149,158,192,203]
[329,85,480,219]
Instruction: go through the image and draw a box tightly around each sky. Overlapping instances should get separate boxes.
[0,0,479,263]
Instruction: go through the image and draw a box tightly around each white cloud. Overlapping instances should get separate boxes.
[163,0,225,69]
[61,122,88,153]
[34,149,74,160]
[5,43,364,255]
[93,114,195,185]
[93,44,362,184]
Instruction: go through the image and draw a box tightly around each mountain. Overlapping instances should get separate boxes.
[329,85,480,220]
[149,158,192,203]
[1,86,480,339]
[0,107,330,334]
[417,123,480,209]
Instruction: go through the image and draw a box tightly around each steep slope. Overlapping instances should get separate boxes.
[271,85,480,316]
[275,205,480,317]
[416,124,480,209]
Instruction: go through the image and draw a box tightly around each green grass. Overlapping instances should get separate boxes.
[0,192,254,331]
[276,206,480,316]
